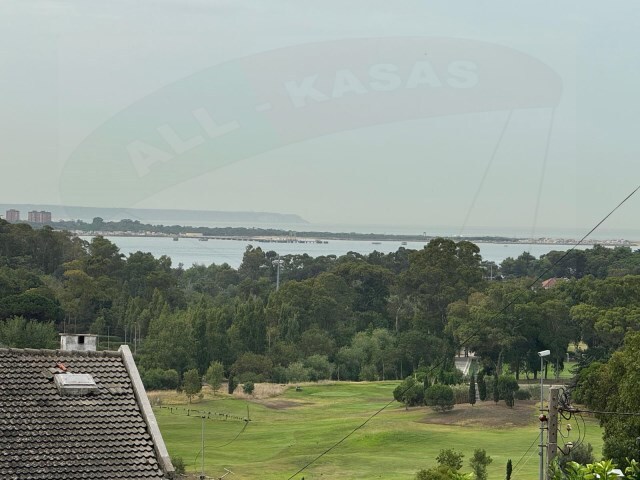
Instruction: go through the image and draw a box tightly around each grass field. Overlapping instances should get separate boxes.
[153,382,603,480]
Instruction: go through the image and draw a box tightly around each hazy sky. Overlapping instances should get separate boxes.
[1,1,639,236]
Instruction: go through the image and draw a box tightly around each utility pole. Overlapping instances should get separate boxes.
[546,387,560,474]
[200,415,205,480]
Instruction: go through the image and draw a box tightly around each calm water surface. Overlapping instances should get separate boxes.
[86,236,589,269]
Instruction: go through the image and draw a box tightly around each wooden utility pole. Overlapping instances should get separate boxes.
[546,387,560,476]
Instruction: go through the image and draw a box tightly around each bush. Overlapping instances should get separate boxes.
[285,362,311,383]
[228,373,237,394]
[140,368,180,390]
[242,382,255,395]
[424,384,455,412]
[303,354,334,381]
[451,385,470,404]
[393,377,424,407]
[498,375,519,408]
[171,456,186,475]
[514,389,532,400]
[478,373,487,401]
[435,367,464,385]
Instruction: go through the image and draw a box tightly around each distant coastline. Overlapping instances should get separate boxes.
[42,218,637,247]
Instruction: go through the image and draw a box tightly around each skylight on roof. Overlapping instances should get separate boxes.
[54,373,98,396]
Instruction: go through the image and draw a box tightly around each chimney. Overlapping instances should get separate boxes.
[60,334,98,352]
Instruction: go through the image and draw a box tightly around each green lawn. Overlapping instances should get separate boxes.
[155,382,603,480]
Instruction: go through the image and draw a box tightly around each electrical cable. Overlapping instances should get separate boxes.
[193,416,250,470]
[286,184,640,479]
[510,433,542,478]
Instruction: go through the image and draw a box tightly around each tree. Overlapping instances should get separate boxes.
[469,378,476,406]
[204,361,224,395]
[506,459,512,480]
[498,375,519,408]
[573,332,640,465]
[436,449,464,471]
[228,373,237,394]
[469,449,492,480]
[0,316,58,348]
[478,372,487,401]
[424,384,455,412]
[393,377,424,407]
[182,369,202,403]
[492,375,499,403]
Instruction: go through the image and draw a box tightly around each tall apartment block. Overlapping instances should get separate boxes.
[27,210,52,223]
[5,209,20,222]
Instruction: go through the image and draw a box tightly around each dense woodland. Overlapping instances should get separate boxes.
[1,219,640,464]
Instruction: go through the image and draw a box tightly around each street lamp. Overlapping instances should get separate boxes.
[538,349,550,480]
[272,255,284,291]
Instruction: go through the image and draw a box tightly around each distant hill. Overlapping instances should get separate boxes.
[0,204,309,225]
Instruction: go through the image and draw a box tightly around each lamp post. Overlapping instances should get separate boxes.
[272,255,283,291]
[538,349,550,480]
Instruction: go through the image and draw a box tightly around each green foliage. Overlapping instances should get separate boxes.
[506,458,512,480]
[0,316,58,348]
[469,449,492,480]
[140,368,179,390]
[436,449,464,471]
[498,375,519,408]
[171,456,186,475]
[204,361,224,393]
[469,379,476,406]
[492,375,499,403]
[285,361,311,383]
[242,382,255,395]
[514,389,532,400]
[232,352,273,382]
[424,384,455,412]
[573,332,640,465]
[303,354,334,381]
[227,373,237,394]
[558,443,594,473]
[182,369,202,403]
[478,373,487,401]
[393,377,425,407]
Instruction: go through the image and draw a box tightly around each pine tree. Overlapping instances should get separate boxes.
[469,378,477,406]
[493,375,499,403]
[506,458,513,480]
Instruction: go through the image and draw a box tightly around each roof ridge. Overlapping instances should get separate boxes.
[0,347,122,358]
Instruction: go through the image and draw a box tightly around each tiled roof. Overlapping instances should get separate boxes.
[0,347,172,479]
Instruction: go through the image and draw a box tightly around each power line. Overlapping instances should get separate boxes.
[285,183,640,480]
[510,433,541,479]
[562,408,640,417]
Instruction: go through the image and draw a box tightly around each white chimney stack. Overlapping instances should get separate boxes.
[60,334,98,352]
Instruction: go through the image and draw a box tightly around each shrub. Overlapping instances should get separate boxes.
[497,375,519,408]
[242,382,255,395]
[303,354,334,381]
[171,456,186,475]
[285,362,311,383]
[424,384,455,412]
[140,368,180,390]
[228,373,237,394]
[478,373,487,401]
[394,377,424,407]
[451,385,470,404]
[514,389,532,400]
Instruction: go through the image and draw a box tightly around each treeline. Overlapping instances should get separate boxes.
[48,216,520,243]
[2,219,640,461]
